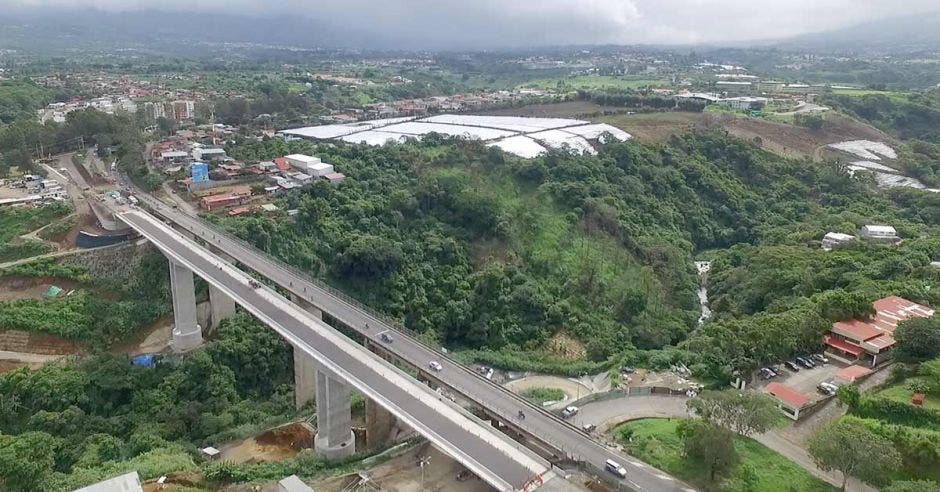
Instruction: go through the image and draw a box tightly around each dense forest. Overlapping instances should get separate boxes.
[0,314,296,491]
[219,129,940,382]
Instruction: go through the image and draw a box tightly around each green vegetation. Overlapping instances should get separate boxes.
[614,418,835,491]
[36,215,77,242]
[808,418,902,490]
[829,359,940,483]
[0,314,295,491]
[222,130,940,383]
[0,253,170,347]
[523,76,667,91]
[520,387,565,405]
[0,202,69,262]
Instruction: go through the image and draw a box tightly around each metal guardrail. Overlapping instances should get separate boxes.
[137,195,617,464]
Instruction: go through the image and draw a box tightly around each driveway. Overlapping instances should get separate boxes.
[572,395,690,434]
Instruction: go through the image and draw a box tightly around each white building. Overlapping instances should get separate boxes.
[859,225,900,243]
[285,154,321,171]
[308,162,335,177]
[192,147,227,161]
[822,232,855,251]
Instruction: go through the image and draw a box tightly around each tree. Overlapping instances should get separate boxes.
[882,479,940,492]
[816,290,874,321]
[676,418,739,481]
[808,419,901,490]
[687,390,779,436]
[894,316,940,362]
[0,431,59,491]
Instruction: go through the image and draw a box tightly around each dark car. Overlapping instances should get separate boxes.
[797,357,815,369]
[380,332,393,343]
[784,360,800,372]
[764,366,779,377]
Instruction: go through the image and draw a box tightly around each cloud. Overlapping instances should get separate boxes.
[6,0,940,48]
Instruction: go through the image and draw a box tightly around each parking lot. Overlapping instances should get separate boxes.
[753,358,844,404]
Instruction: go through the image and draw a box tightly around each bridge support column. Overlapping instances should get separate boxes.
[292,297,321,409]
[208,284,237,331]
[366,398,395,450]
[168,259,203,352]
[314,370,355,459]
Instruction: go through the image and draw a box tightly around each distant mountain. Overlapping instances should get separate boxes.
[776,12,940,53]
[0,9,382,54]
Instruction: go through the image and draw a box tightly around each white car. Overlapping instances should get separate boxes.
[428,361,443,372]
[606,459,627,478]
[562,405,579,418]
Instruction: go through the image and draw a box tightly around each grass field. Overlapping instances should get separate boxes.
[522,76,668,91]
[521,387,565,404]
[615,418,836,492]
[877,379,940,410]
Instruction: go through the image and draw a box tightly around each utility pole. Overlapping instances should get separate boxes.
[418,455,431,488]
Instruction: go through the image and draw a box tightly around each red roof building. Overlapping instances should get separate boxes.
[273,157,291,172]
[825,296,934,367]
[766,382,811,420]
[833,365,874,383]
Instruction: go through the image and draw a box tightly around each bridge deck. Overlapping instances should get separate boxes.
[120,209,550,492]
[136,198,692,492]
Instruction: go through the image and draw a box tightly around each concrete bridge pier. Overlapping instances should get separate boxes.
[168,259,203,352]
[208,284,237,331]
[290,293,321,409]
[314,368,356,459]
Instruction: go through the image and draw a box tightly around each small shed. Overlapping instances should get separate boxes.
[201,446,221,460]
[766,382,811,420]
[833,365,873,384]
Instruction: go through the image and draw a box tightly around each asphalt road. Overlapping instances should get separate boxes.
[120,209,548,492]
[136,196,691,492]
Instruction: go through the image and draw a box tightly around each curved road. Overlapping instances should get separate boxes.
[134,194,692,492]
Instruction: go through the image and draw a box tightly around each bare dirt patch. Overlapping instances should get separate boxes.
[725,113,893,160]
[594,112,705,142]
[0,276,81,302]
[545,331,587,360]
[218,422,315,464]
[111,315,174,356]
[0,330,80,355]
[312,442,491,492]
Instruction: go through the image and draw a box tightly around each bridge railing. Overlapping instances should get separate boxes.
[141,197,597,451]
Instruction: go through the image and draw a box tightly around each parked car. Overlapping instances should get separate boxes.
[606,459,628,478]
[760,368,776,380]
[796,357,815,369]
[817,382,839,396]
[582,423,597,433]
[380,332,394,343]
[562,406,579,418]
[620,366,636,374]
[763,366,778,377]
[784,360,801,372]
[428,360,443,372]
[812,354,829,364]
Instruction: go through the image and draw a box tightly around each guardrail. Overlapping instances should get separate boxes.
[138,194,597,455]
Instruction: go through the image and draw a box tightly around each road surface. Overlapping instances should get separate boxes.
[135,196,692,492]
[120,209,552,492]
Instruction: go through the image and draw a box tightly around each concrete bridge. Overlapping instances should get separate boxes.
[116,197,691,492]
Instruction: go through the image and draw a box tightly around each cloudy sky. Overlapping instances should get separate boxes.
[8,0,940,48]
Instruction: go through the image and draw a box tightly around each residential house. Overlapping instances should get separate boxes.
[821,232,855,251]
[859,225,900,243]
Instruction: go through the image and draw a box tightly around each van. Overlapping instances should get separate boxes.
[605,459,627,478]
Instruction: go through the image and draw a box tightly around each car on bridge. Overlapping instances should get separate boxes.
[429,360,443,372]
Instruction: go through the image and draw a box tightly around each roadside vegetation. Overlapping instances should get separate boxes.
[0,314,296,491]
[0,202,70,262]
[520,387,565,405]
[614,418,834,491]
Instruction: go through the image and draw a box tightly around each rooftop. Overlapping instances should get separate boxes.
[766,382,810,408]
[833,365,873,383]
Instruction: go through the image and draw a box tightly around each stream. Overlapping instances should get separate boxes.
[694,261,712,325]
